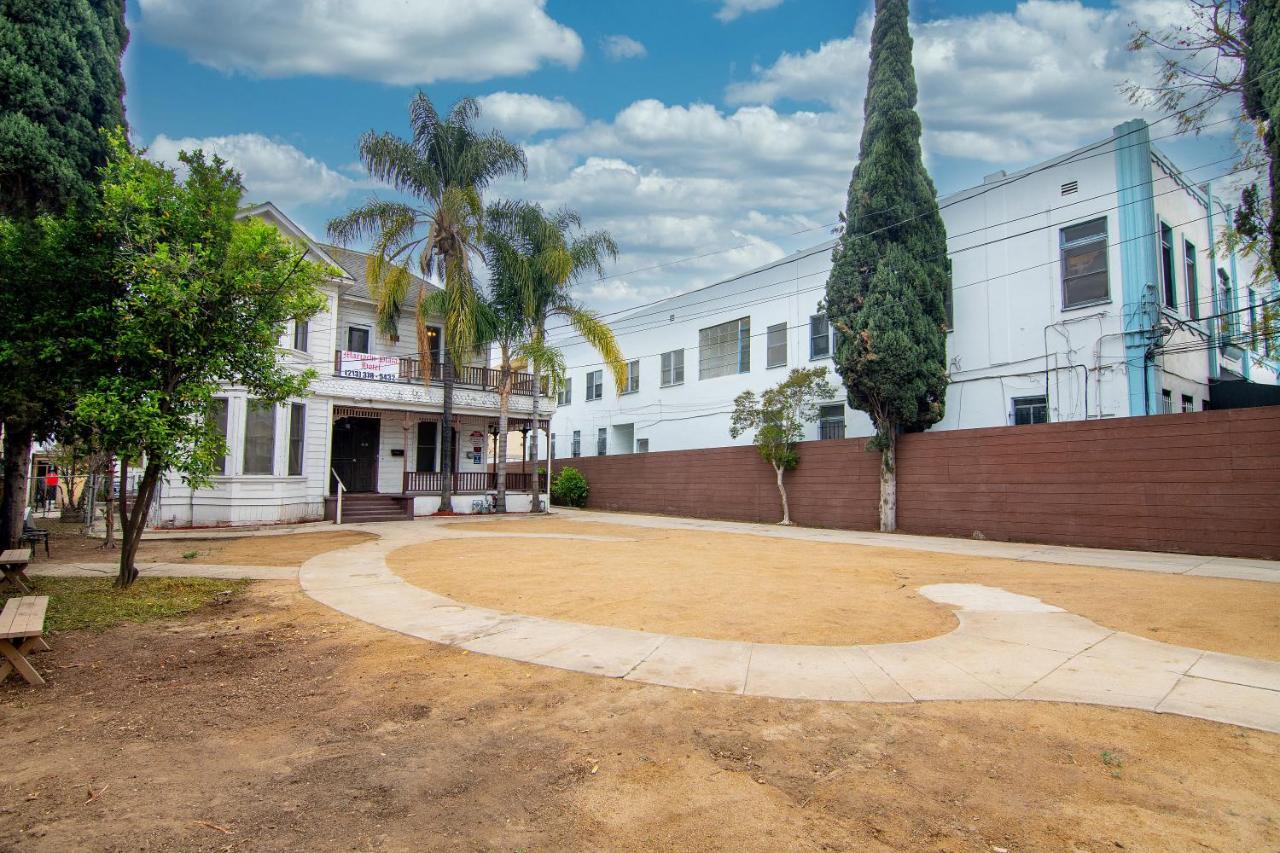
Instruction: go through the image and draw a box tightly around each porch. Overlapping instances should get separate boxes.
[333,351,545,396]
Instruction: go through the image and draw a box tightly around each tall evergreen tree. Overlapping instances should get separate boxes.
[0,0,127,547]
[1242,0,1278,277]
[825,0,949,533]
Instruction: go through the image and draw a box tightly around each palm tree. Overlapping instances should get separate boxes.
[487,202,626,512]
[328,93,525,512]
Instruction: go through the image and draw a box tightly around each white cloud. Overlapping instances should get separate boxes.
[138,0,583,85]
[715,0,785,23]
[476,92,584,136]
[145,133,361,208]
[601,34,647,61]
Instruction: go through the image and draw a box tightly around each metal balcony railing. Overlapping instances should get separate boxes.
[334,351,543,396]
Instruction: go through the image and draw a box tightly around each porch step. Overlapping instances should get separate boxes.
[324,493,414,524]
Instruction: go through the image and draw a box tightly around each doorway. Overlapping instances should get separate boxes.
[330,416,380,493]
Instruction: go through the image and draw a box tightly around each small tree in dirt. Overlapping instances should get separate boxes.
[729,367,837,526]
[76,135,328,588]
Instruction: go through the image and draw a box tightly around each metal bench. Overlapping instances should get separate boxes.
[21,520,50,558]
[0,595,50,685]
[0,548,33,593]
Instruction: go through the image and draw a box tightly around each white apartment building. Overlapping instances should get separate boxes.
[552,119,1279,458]
[146,203,554,527]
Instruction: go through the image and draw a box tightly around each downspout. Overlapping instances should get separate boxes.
[1228,213,1250,381]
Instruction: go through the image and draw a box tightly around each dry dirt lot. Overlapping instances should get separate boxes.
[390,518,1280,658]
[2,582,1279,852]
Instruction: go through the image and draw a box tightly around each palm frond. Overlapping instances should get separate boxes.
[561,306,627,393]
[326,199,418,246]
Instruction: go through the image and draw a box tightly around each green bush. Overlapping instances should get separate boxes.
[551,467,589,508]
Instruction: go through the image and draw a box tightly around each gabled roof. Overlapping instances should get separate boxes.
[236,202,352,280]
[317,242,440,303]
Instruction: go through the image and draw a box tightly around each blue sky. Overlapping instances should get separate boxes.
[124,0,1241,309]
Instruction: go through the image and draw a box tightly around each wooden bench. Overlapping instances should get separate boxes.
[0,595,50,685]
[0,548,33,593]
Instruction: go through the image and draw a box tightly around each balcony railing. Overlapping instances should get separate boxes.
[403,470,548,494]
[334,350,543,396]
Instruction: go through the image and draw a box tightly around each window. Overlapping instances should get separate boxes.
[292,320,309,352]
[1160,222,1177,309]
[529,432,539,460]
[425,326,442,366]
[636,438,649,453]
[557,378,572,406]
[347,326,370,353]
[1060,218,1109,309]
[243,400,276,475]
[809,315,830,359]
[766,323,787,368]
[1249,288,1259,350]
[571,430,581,458]
[1160,389,1174,414]
[660,349,685,386]
[287,403,305,476]
[416,421,438,472]
[585,369,603,401]
[1012,395,1048,426]
[1181,394,1195,414]
[698,317,750,379]
[1183,240,1199,320]
[210,397,229,475]
[818,404,845,440]
[1218,269,1239,337]
[596,427,607,456]
[622,359,640,394]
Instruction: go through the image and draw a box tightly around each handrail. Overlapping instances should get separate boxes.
[331,468,346,525]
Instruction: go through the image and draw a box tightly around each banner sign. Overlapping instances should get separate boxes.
[339,351,401,381]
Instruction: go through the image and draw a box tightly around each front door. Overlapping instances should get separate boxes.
[331,416,380,493]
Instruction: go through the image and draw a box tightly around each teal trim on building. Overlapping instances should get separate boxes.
[1204,185,1220,380]
[1112,119,1160,416]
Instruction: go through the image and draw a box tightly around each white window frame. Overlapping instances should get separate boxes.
[585,369,603,402]
[809,315,830,360]
[287,402,306,476]
[698,317,750,380]
[557,377,572,406]
[660,349,685,387]
[766,322,787,368]
[243,399,277,475]
[622,360,640,394]
[571,430,581,457]
[1059,217,1110,310]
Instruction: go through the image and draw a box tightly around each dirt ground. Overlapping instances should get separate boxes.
[387,517,1280,658]
[1,582,1278,852]
[39,523,376,568]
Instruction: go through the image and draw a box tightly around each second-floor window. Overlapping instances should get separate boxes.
[623,360,640,394]
[292,319,309,352]
[699,316,750,379]
[347,326,370,354]
[1184,240,1199,320]
[660,349,684,386]
[1160,222,1177,310]
[586,370,603,401]
[767,322,787,368]
[557,378,572,406]
[810,315,830,359]
[1060,218,1109,309]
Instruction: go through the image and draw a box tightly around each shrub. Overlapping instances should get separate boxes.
[551,467,589,508]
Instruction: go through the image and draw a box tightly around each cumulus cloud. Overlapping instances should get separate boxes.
[601,34,647,61]
[138,0,583,84]
[145,133,362,208]
[476,92,584,136]
[715,0,785,23]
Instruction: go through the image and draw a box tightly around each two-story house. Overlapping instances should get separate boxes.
[144,203,555,527]
[551,118,1279,457]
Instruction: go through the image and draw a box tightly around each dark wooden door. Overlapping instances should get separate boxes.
[330,416,380,493]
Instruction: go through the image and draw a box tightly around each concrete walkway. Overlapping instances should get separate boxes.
[298,516,1280,734]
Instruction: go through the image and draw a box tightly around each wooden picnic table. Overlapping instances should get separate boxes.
[0,548,33,593]
[0,595,50,685]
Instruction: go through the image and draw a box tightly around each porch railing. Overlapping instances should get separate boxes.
[403,470,548,494]
[334,351,544,396]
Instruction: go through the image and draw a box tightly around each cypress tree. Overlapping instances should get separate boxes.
[1242,0,1278,277]
[825,0,949,533]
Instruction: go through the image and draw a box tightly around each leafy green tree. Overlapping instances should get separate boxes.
[729,367,837,526]
[1241,0,1278,279]
[327,93,525,513]
[0,0,127,547]
[487,202,624,513]
[77,136,328,587]
[825,0,950,533]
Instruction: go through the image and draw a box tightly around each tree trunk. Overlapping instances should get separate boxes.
[438,356,455,513]
[495,372,511,513]
[101,457,117,549]
[879,430,897,533]
[528,386,543,513]
[0,423,33,549]
[774,463,792,525]
[116,459,162,588]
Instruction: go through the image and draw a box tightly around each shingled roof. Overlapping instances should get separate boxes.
[319,243,440,302]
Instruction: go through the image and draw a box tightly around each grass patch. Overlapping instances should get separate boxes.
[0,576,251,633]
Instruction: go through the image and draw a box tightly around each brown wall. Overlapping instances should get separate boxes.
[557,406,1280,560]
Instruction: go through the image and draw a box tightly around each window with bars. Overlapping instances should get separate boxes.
[766,323,787,368]
[809,315,830,359]
[571,430,581,458]
[596,427,607,456]
[1181,394,1195,413]
[1012,395,1048,425]
[1160,389,1174,414]
[622,359,640,394]
[818,403,845,440]
[585,369,603,401]
[1060,218,1110,309]
[698,317,750,379]
[660,349,685,386]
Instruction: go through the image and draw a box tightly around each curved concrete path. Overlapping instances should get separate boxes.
[300,519,1280,734]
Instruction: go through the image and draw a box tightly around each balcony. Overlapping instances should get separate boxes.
[333,350,542,396]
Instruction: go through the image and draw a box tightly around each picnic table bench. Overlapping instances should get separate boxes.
[1,548,33,593]
[0,595,50,685]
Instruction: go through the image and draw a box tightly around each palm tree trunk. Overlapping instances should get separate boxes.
[528,386,542,513]
[439,356,456,513]
[495,373,511,513]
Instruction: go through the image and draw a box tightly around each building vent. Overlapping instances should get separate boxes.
[1061,180,1079,196]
